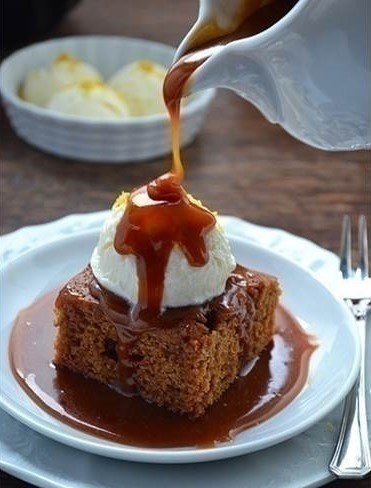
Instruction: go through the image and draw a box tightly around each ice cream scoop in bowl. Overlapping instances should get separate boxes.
[0,36,215,162]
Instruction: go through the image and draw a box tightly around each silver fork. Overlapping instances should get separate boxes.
[329,215,371,478]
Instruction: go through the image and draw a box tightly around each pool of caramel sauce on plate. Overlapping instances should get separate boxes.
[10,289,316,448]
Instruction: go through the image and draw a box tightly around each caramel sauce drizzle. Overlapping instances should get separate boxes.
[113,173,216,314]
[90,266,251,393]
[114,0,297,315]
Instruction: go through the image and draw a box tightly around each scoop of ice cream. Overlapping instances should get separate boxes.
[46,81,130,119]
[21,53,102,107]
[91,192,236,309]
[108,60,167,116]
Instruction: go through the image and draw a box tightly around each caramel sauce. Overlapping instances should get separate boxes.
[88,265,253,393]
[113,0,298,319]
[114,173,216,314]
[10,288,316,447]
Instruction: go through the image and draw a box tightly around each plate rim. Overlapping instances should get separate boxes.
[0,405,337,488]
[0,228,360,463]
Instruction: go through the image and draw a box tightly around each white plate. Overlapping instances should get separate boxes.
[0,215,360,464]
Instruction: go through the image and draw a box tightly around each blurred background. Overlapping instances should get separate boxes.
[3,0,80,46]
[2,0,197,50]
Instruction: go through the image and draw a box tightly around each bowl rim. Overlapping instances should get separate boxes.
[0,35,216,126]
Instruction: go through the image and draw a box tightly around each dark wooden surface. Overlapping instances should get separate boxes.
[1,0,370,487]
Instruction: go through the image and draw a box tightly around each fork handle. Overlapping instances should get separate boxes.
[329,314,371,478]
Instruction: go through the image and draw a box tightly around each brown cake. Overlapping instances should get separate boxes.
[54,264,280,417]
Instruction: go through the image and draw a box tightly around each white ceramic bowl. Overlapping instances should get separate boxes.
[0,36,215,163]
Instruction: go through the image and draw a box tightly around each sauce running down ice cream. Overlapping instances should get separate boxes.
[113,174,217,314]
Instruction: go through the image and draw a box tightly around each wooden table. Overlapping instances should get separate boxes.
[1,1,370,487]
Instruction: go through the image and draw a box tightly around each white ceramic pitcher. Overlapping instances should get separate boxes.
[175,0,370,151]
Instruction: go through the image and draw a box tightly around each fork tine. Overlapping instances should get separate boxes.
[357,215,369,278]
[339,215,352,278]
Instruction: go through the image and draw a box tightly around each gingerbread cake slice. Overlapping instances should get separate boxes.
[54,264,280,417]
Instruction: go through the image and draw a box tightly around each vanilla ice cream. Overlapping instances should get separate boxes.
[91,192,236,309]
[21,53,102,107]
[108,60,167,116]
[46,81,130,119]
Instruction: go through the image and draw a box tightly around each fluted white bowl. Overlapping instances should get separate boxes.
[0,36,215,163]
